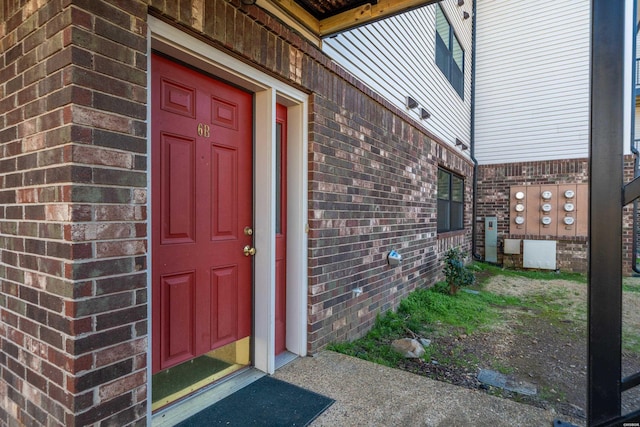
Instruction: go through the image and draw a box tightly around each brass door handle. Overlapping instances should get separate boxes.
[243,245,256,256]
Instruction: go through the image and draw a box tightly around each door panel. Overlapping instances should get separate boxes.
[211,97,239,129]
[211,265,239,347]
[161,272,195,366]
[211,145,238,240]
[152,54,253,373]
[275,104,288,355]
[160,134,195,243]
[275,258,286,353]
[160,79,196,117]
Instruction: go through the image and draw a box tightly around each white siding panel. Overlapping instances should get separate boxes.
[635,105,640,144]
[636,34,640,147]
[322,1,473,151]
[474,0,591,164]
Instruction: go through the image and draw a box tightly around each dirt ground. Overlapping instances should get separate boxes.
[397,274,640,423]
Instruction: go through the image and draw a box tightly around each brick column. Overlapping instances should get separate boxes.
[1,1,149,425]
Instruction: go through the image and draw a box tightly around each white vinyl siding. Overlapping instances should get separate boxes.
[322,1,473,150]
[635,31,640,147]
[635,105,640,145]
[474,0,591,164]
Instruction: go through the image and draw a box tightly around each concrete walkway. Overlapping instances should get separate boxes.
[273,351,581,427]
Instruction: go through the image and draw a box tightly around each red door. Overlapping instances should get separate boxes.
[275,104,287,355]
[151,54,253,373]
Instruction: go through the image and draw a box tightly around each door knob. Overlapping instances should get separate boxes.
[243,245,256,256]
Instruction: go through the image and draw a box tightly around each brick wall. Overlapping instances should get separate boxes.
[477,157,635,274]
[306,95,473,348]
[149,0,473,355]
[1,0,473,425]
[623,154,636,275]
[1,1,148,426]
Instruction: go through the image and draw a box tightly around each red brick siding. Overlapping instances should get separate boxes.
[623,154,636,275]
[2,1,473,425]
[306,95,473,348]
[150,0,473,352]
[1,1,148,426]
[477,157,635,274]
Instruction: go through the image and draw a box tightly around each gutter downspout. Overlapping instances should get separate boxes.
[470,0,481,260]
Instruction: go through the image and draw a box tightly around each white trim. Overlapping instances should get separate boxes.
[148,17,309,381]
[145,24,154,426]
[285,102,308,356]
[254,88,277,374]
[148,17,308,103]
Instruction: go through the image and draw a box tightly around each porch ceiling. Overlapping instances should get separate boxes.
[271,0,439,37]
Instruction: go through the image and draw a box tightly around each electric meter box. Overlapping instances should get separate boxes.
[485,216,498,263]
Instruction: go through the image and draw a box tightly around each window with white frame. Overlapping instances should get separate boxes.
[437,168,464,232]
[435,5,464,98]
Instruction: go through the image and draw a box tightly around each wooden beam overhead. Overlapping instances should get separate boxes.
[269,0,437,38]
[271,0,320,34]
[319,0,438,36]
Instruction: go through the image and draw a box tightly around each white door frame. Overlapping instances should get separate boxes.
[147,13,308,404]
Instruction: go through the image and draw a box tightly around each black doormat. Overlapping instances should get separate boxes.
[175,376,334,426]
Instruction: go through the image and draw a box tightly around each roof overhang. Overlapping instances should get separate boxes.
[267,0,439,38]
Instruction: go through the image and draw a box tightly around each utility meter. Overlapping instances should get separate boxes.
[515,204,525,212]
[541,203,552,212]
[514,216,525,225]
[563,217,575,225]
[541,190,552,200]
[541,216,552,225]
[564,203,575,212]
[564,190,575,198]
[515,191,525,200]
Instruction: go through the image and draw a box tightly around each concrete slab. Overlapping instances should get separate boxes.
[274,351,582,427]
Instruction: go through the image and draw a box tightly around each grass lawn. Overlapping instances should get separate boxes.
[328,263,640,419]
[329,263,587,367]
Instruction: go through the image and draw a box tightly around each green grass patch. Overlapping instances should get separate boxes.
[538,385,567,402]
[398,287,505,335]
[328,284,521,367]
[623,284,640,293]
[623,331,640,354]
[329,267,640,379]
[491,360,515,375]
[473,262,587,284]
[520,290,571,323]
[328,338,406,368]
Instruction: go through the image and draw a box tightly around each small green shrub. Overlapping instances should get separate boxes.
[431,281,451,295]
[443,247,475,294]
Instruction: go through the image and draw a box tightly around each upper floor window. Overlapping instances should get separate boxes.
[437,168,464,233]
[435,5,464,98]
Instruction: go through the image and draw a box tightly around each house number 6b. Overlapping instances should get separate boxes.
[197,123,210,138]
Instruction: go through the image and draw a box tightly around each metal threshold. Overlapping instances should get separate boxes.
[151,367,265,426]
[275,351,298,370]
[151,353,300,426]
